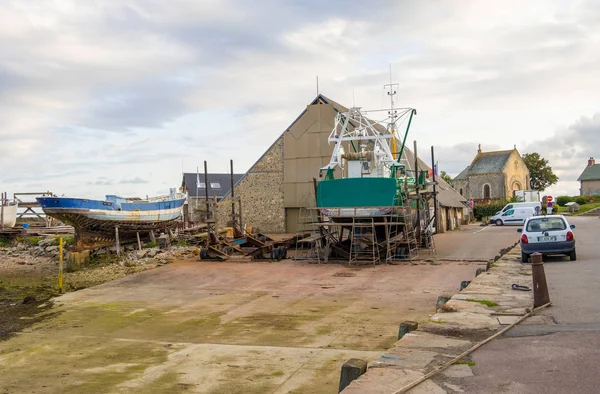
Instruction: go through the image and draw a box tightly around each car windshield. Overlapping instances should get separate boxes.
[526,217,566,232]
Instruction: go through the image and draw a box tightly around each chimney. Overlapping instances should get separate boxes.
[477,144,482,154]
[589,157,596,167]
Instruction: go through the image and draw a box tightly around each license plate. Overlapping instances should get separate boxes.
[538,236,556,242]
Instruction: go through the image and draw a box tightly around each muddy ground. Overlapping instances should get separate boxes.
[0,255,483,394]
[0,240,191,341]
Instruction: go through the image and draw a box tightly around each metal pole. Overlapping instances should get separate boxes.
[397,109,416,163]
[58,237,63,293]
[204,161,212,244]
[431,146,439,234]
[531,253,551,307]
[230,159,236,233]
[414,141,421,245]
[1,192,5,230]
[204,161,210,222]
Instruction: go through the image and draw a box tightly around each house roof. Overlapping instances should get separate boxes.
[578,164,600,181]
[402,146,467,208]
[454,166,470,181]
[437,182,468,208]
[181,173,244,198]
[469,150,513,175]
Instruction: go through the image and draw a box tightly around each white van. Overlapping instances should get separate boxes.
[490,207,536,226]
[498,202,541,215]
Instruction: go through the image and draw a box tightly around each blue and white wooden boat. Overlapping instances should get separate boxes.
[37,191,185,241]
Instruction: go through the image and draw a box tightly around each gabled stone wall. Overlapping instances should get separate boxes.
[215,137,285,233]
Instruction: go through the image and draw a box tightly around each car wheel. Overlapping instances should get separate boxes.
[570,248,577,261]
[495,219,503,226]
[521,252,529,263]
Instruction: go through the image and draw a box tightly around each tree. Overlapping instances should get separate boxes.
[522,152,558,191]
[440,170,453,184]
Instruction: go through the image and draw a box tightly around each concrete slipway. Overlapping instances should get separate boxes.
[0,259,479,393]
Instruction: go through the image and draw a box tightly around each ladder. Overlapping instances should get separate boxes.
[349,217,379,266]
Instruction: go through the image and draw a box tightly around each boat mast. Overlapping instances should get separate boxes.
[384,64,399,160]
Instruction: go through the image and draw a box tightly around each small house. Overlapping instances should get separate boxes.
[577,157,600,196]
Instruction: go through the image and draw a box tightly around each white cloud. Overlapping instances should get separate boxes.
[0,0,598,198]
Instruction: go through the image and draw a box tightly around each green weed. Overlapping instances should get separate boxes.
[466,299,498,307]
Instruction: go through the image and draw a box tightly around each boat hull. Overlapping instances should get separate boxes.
[317,177,399,217]
[1,204,17,228]
[37,196,185,239]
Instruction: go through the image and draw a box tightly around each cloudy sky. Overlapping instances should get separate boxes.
[1,0,598,199]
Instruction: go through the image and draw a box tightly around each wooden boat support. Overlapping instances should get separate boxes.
[197,232,304,262]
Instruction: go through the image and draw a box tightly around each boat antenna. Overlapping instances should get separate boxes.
[384,64,399,159]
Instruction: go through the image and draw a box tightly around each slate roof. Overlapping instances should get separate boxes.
[437,181,468,208]
[181,173,244,198]
[402,147,467,208]
[468,150,512,174]
[454,166,470,181]
[578,164,600,181]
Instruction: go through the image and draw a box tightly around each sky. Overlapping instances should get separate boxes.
[1,0,599,200]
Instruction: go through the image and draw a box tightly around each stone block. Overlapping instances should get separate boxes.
[339,358,368,393]
[398,321,419,340]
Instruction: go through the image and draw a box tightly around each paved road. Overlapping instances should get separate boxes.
[433,223,518,260]
[438,216,600,393]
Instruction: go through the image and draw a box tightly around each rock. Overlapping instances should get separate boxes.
[38,237,56,247]
[17,261,26,265]
[135,250,147,259]
[157,234,170,249]
[146,248,160,258]
[23,295,36,304]
[96,248,108,256]
[45,245,59,253]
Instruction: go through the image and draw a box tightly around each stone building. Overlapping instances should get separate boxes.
[578,157,600,196]
[181,173,243,225]
[216,94,468,233]
[453,145,530,201]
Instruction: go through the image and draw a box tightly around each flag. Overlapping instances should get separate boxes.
[196,167,201,189]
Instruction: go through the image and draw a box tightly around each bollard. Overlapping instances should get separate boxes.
[531,253,550,307]
[476,268,484,276]
[338,358,368,393]
[460,280,471,291]
[398,321,419,340]
[436,295,450,310]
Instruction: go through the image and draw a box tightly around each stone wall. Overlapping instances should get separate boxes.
[582,179,600,196]
[215,137,285,233]
[466,173,505,200]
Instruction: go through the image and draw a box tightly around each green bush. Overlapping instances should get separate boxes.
[556,196,572,206]
[574,196,589,205]
[15,236,42,246]
[50,235,75,247]
[474,201,507,220]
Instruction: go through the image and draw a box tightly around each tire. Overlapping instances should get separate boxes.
[521,252,529,263]
[570,248,577,261]
[495,219,503,226]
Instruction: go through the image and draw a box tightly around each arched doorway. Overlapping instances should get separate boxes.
[512,182,522,197]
